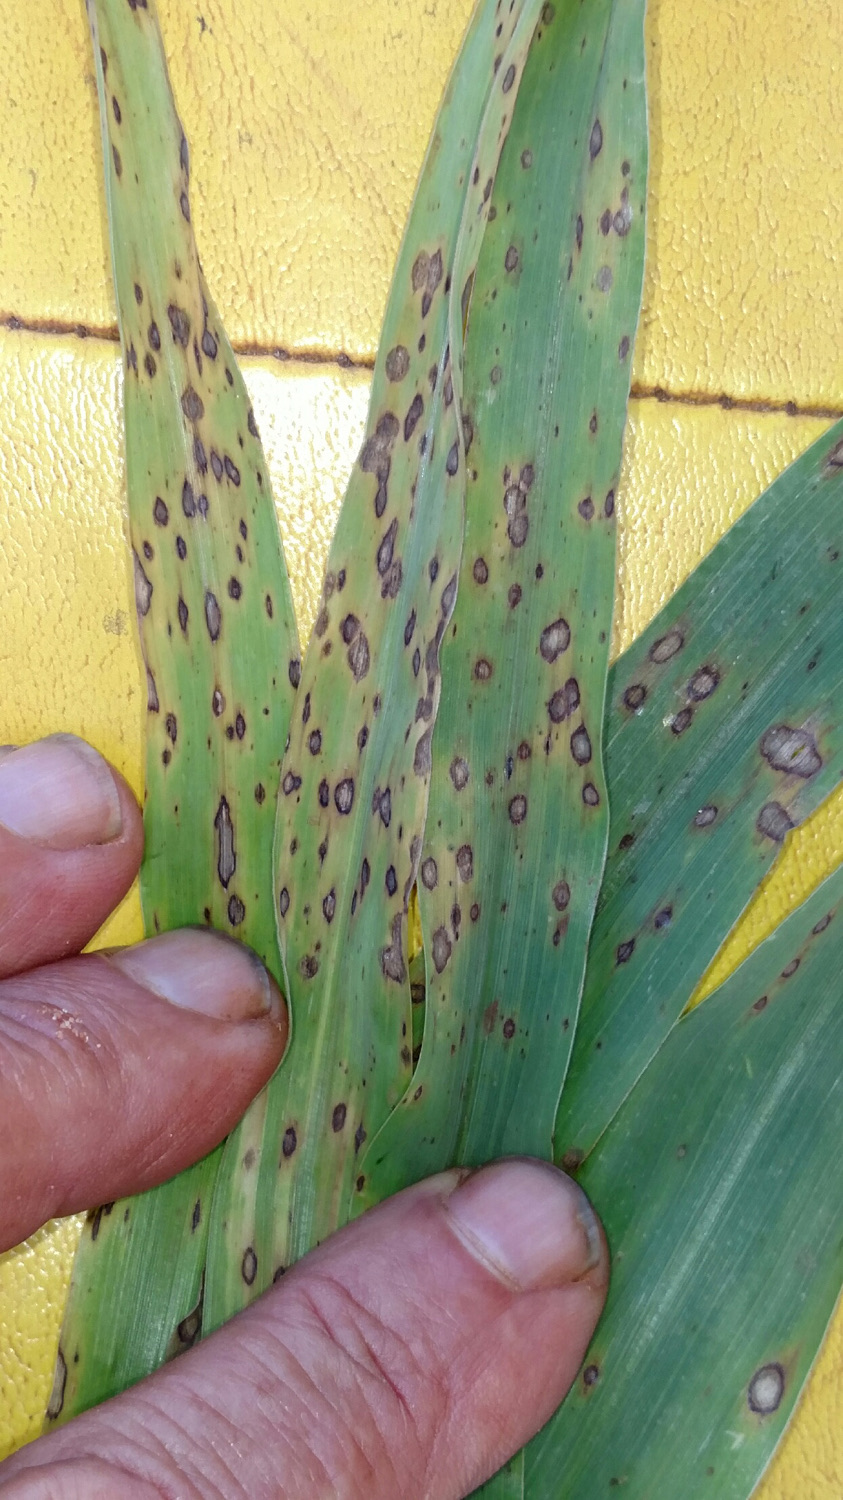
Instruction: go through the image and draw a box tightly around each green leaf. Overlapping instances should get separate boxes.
[50,0,297,1423]
[528,855,843,1498]
[556,418,843,1164]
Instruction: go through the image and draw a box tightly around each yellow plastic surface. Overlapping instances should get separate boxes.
[0,0,841,1485]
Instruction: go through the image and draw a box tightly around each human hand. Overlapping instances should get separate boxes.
[0,735,608,1499]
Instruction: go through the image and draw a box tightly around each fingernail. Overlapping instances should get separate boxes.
[105,929,285,1026]
[445,1157,605,1292]
[0,735,123,850]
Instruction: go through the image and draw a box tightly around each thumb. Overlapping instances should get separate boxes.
[0,1159,608,1500]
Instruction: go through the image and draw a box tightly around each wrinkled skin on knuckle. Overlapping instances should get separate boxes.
[255,1270,448,1497]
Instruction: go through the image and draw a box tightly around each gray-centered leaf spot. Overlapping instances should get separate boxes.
[214,795,236,888]
[133,550,152,616]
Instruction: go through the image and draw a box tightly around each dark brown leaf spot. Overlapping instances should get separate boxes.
[649,628,683,663]
[508,583,522,608]
[502,62,516,92]
[404,393,424,442]
[412,251,430,291]
[578,496,594,521]
[689,666,720,701]
[747,1363,785,1416]
[570,725,592,764]
[278,888,290,918]
[694,805,718,828]
[432,926,452,973]
[377,518,397,576]
[421,857,438,890]
[204,591,221,642]
[385,345,410,382]
[450,756,469,790]
[553,880,571,911]
[589,119,603,159]
[181,387,204,422]
[380,912,406,983]
[282,1126,297,1157]
[540,618,571,662]
[760,724,822,778]
[623,683,646,711]
[508,794,527,825]
[334,778,354,814]
[671,707,693,736]
[582,783,600,807]
[282,770,302,796]
[348,631,370,682]
[300,954,319,980]
[133,551,152,616]
[153,496,168,526]
[756,801,794,843]
[323,889,336,924]
[308,729,322,755]
[414,727,433,775]
[616,938,635,965]
[227,894,245,926]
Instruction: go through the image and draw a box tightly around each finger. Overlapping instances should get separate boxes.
[0,736,145,979]
[0,1159,609,1500]
[0,930,286,1252]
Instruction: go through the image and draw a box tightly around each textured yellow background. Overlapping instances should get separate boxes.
[0,0,840,1486]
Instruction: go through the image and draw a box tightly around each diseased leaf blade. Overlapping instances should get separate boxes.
[362,0,647,1197]
[52,0,297,1422]
[556,418,843,1164]
[203,0,555,1318]
[529,856,843,1498]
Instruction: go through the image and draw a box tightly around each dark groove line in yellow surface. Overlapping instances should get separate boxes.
[2,312,842,420]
